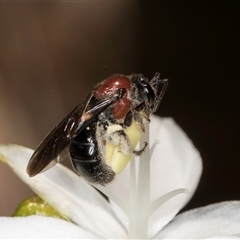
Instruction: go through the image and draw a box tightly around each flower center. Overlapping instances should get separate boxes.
[95,122,186,239]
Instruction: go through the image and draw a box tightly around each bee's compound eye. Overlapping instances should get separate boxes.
[144,84,155,108]
[139,80,155,108]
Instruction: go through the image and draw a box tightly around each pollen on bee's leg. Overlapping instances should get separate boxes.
[111,147,132,174]
[105,141,115,166]
[106,121,143,174]
[105,140,132,174]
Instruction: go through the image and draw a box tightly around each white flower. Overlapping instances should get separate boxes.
[0,115,239,239]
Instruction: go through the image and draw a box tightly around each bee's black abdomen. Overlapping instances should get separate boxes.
[69,120,115,185]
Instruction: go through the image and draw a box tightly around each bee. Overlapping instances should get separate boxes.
[27,73,168,185]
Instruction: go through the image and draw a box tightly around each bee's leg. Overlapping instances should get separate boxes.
[106,100,150,157]
[106,125,146,157]
[105,128,133,155]
[123,103,150,156]
[132,142,148,156]
[124,105,142,130]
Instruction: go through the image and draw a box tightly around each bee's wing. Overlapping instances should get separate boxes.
[27,90,122,177]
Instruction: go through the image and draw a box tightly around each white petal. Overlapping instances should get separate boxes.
[204,236,240,239]
[155,201,240,239]
[148,116,202,237]
[0,145,126,239]
[105,116,202,238]
[0,216,99,238]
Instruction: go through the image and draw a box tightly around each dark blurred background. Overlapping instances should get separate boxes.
[0,1,239,215]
